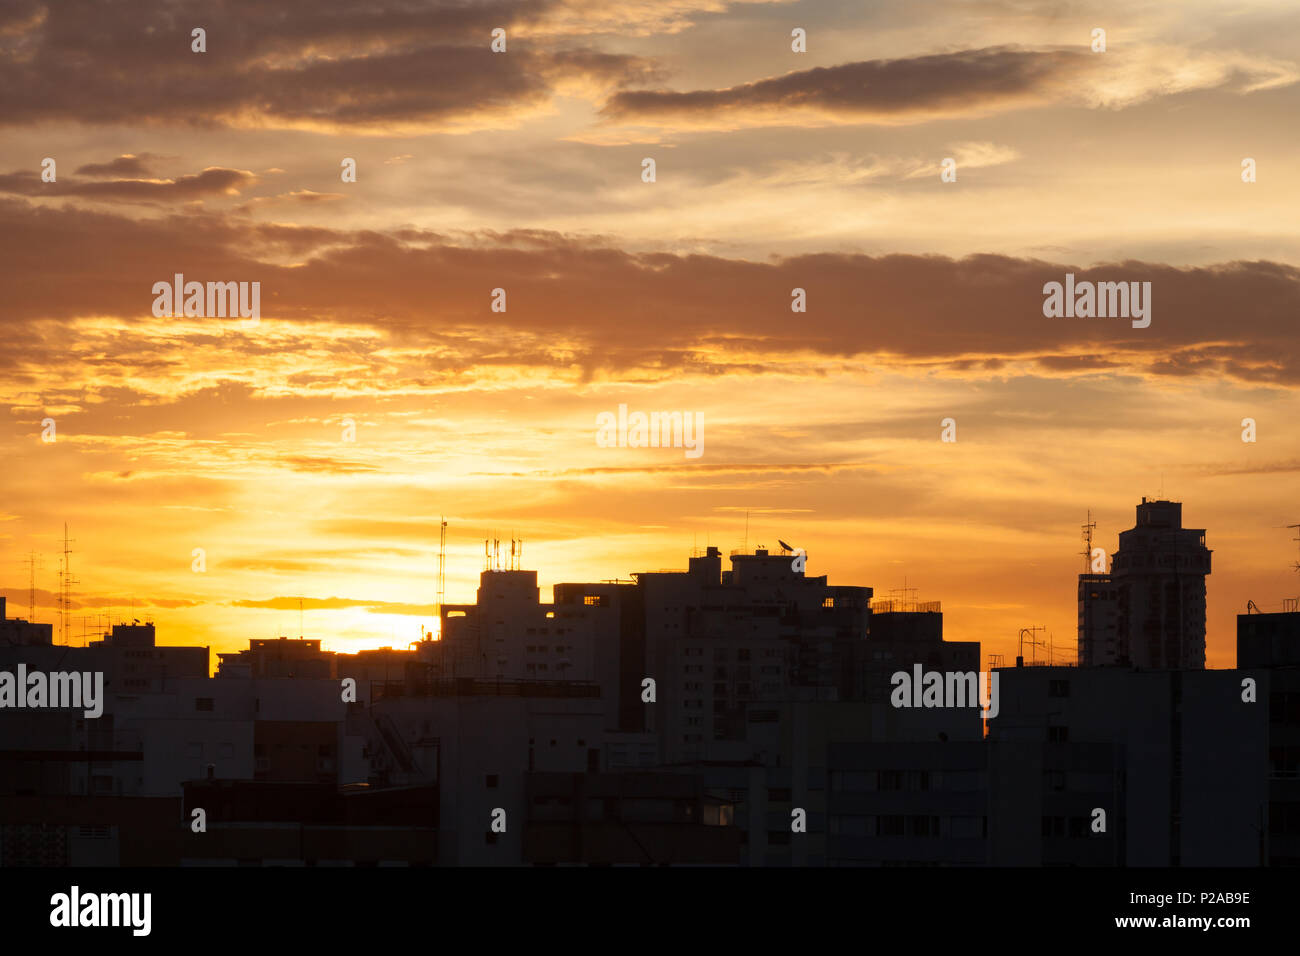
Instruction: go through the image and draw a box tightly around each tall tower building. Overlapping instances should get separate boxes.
[1079,498,1211,668]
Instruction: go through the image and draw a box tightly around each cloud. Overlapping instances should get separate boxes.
[279,454,382,474]
[74,154,164,178]
[236,190,346,214]
[730,141,1020,188]
[0,166,257,202]
[232,596,438,616]
[473,462,880,478]
[0,0,659,132]
[1,198,1299,391]
[599,45,1299,132]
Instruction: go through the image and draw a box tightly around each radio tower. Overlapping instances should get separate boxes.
[1080,509,1097,571]
[59,524,78,645]
[436,517,447,635]
[24,551,44,622]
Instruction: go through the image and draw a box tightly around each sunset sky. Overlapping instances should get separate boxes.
[3,0,1300,670]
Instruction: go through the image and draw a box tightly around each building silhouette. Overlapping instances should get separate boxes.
[1079,498,1212,668]
[3,502,1297,867]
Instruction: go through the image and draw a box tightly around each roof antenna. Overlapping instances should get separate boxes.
[437,517,447,633]
[1080,509,1096,572]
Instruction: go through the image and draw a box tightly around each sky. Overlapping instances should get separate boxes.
[3,0,1300,670]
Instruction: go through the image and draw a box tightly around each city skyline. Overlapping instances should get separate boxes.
[5,0,1300,672]
[3,492,1294,673]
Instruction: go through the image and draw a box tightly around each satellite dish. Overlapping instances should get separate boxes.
[778,539,794,553]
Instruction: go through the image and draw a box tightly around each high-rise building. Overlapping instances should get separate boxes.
[1237,604,1300,864]
[1078,498,1211,668]
[1077,573,1119,666]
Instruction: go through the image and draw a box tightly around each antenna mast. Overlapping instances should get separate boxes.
[1080,509,1097,571]
[1017,625,1048,666]
[59,524,78,644]
[437,517,447,628]
[24,551,44,622]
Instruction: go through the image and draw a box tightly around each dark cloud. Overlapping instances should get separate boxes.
[602,47,1094,125]
[0,0,657,130]
[74,154,161,178]
[1,198,1298,385]
[0,166,257,201]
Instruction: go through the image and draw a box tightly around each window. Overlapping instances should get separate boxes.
[823,598,835,608]
[1049,679,1070,698]
[830,815,869,836]
[877,815,905,836]
[486,774,499,788]
[1048,726,1070,743]
[584,595,607,607]
[910,815,940,837]
[195,697,214,711]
